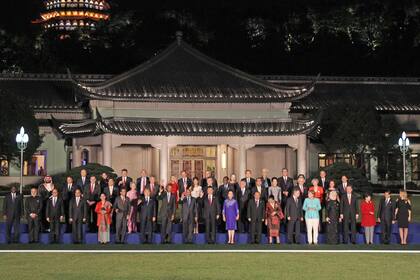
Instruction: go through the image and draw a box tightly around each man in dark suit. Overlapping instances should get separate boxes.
[46,188,64,243]
[116,168,133,191]
[247,191,265,244]
[295,174,308,202]
[3,186,23,243]
[201,170,218,189]
[83,175,100,232]
[340,185,359,244]
[25,187,42,243]
[180,189,198,243]
[157,184,176,243]
[241,169,256,190]
[377,190,396,244]
[261,168,271,189]
[62,176,76,233]
[251,177,268,202]
[138,188,156,244]
[217,176,234,206]
[279,168,294,207]
[76,168,89,192]
[145,176,159,198]
[202,177,217,195]
[338,175,349,196]
[285,188,304,244]
[113,188,130,244]
[69,189,87,243]
[202,187,220,244]
[319,170,328,190]
[178,170,192,197]
[236,180,250,233]
[136,169,150,195]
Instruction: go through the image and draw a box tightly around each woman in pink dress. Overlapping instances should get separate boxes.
[126,182,138,233]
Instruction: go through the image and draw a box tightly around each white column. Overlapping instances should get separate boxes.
[217,144,228,183]
[297,134,307,177]
[152,140,173,185]
[72,138,81,168]
[102,133,112,167]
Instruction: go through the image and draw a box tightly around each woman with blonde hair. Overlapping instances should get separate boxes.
[396,190,412,245]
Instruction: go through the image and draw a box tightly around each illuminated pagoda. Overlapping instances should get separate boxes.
[35,0,110,31]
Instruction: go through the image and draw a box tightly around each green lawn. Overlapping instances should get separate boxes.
[0,252,419,280]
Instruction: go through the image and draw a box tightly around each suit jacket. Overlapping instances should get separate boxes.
[241,177,256,189]
[236,188,250,212]
[180,196,197,221]
[217,184,236,203]
[178,177,193,196]
[135,176,150,194]
[279,176,294,195]
[202,195,220,220]
[138,197,156,221]
[3,193,23,219]
[319,177,329,189]
[83,183,100,202]
[61,183,77,201]
[25,196,42,218]
[76,177,89,191]
[201,177,218,190]
[157,191,176,218]
[295,184,308,200]
[247,199,266,222]
[377,197,396,222]
[113,196,130,218]
[69,197,87,221]
[103,185,119,204]
[251,185,268,202]
[285,196,303,220]
[46,197,64,219]
[262,177,271,189]
[116,176,133,191]
[340,194,359,219]
[338,183,349,196]
[144,183,159,198]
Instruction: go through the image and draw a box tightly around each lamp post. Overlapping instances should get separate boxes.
[15,127,29,195]
[398,131,410,191]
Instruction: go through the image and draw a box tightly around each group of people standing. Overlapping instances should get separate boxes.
[2,168,413,245]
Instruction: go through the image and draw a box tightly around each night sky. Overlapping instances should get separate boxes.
[2,0,420,76]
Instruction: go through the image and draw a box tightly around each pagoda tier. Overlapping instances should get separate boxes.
[35,0,110,31]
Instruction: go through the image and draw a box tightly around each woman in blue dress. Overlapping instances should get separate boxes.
[223,190,239,244]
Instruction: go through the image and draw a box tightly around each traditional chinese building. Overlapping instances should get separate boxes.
[34,0,110,31]
[0,33,419,187]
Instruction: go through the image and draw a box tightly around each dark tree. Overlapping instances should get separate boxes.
[0,90,43,163]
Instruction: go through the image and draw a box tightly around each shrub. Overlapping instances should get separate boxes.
[323,162,372,194]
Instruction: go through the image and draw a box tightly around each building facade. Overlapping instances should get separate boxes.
[1,35,419,187]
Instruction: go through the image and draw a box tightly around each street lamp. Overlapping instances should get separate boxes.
[398,131,410,191]
[15,127,29,195]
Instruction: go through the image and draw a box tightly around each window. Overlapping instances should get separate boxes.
[412,154,420,180]
[0,160,9,176]
[170,146,217,179]
[81,149,89,166]
[318,153,357,168]
[24,151,47,176]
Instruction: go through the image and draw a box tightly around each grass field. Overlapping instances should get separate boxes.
[0,251,420,280]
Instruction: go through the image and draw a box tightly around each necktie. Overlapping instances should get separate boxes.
[53,198,56,207]
[68,185,72,191]
[209,196,212,205]
[146,197,149,204]
[150,184,154,192]
[123,177,126,185]
[12,193,15,201]
[167,194,170,203]
[242,189,245,195]
[256,200,259,208]
[295,198,298,205]
[91,184,94,193]
[76,198,79,206]
[188,197,190,206]
[348,195,351,204]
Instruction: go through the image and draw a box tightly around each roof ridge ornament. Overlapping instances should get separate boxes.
[175,31,183,46]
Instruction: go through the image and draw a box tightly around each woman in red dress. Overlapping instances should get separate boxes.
[169,175,179,208]
[265,195,284,244]
[361,194,376,244]
[95,193,112,244]
[308,178,324,204]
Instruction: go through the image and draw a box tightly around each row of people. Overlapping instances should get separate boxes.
[3,176,412,245]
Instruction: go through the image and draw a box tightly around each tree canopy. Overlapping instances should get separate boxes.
[2,1,420,75]
[0,90,43,163]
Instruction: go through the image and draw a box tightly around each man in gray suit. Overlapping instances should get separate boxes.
[138,188,156,244]
[25,187,42,243]
[157,184,176,243]
[180,189,198,243]
[69,189,87,244]
[113,188,130,244]
[285,188,304,244]
[3,186,23,243]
